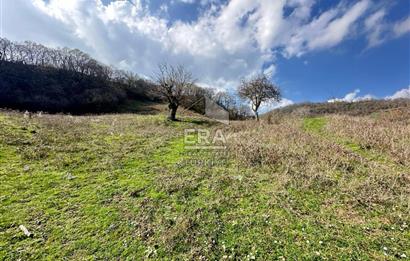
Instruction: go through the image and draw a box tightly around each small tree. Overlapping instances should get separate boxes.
[154,64,195,121]
[238,73,281,121]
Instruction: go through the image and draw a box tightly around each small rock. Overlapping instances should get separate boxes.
[23,111,31,119]
[234,175,243,181]
[65,172,76,180]
[19,225,33,237]
[23,165,30,172]
[400,253,407,258]
[106,224,117,232]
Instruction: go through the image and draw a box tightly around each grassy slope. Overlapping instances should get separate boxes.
[266,99,410,118]
[0,111,409,260]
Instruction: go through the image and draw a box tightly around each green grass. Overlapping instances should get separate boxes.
[303,116,408,173]
[0,112,408,260]
[303,117,327,133]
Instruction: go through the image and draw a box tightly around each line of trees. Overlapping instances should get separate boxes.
[0,38,152,113]
[152,63,258,121]
[1,38,115,78]
[0,38,281,119]
[152,63,281,121]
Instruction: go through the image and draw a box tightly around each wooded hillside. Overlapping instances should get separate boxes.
[0,38,153,113]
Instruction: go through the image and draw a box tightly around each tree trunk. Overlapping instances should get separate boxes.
[254,110,259,121]
[253,102,260,121]
[168,104,178,121]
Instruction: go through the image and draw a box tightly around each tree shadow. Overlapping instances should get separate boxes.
[179,118,221,127]
[118,100,166,115]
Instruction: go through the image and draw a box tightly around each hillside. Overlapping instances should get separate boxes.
[1,109,409,259]
[0,38,233,117]
[266,99,410,118]
[0,39,156,114]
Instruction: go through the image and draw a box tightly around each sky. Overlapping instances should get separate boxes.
[1,0,410,107]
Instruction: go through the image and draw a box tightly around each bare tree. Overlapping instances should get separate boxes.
[0,38,11,62]
[214,91,235,111]
[153,64,195,121]
[238,73,281,121]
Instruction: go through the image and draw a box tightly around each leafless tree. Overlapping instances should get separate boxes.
[0,37,149,85]
[238,73,281,121]
[212,91,253,120]
[153,63,195,121]
[213,91,235,111]
[0,38,11,62]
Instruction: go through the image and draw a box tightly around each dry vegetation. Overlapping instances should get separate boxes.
[0,106,409,260]
[228,109,410,208]
[325,110,410,167]
[267,98,410,117]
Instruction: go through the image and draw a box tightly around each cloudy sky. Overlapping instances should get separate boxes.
[1,0,410,104]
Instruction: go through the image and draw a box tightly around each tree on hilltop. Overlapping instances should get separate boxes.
[238,73,281,121]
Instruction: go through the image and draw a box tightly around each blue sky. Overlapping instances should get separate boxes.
[277,34,410,102]
[2,0,410,105]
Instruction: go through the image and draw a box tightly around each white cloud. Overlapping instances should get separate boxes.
[328,89,375,103]
[308,0,370,50]
[2,0,408,92]
[176,0,196,4]
[385,86,410,100]
[284,0,371,57]
[393,17,410,37]
[158,4,169,15]
[260,98,294,113]
[365,9,387,47]
[364,9,410,48]
[327,87,410,103]
[263,64,276,77]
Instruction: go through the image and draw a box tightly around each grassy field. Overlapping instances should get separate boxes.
[0,108,409,260]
